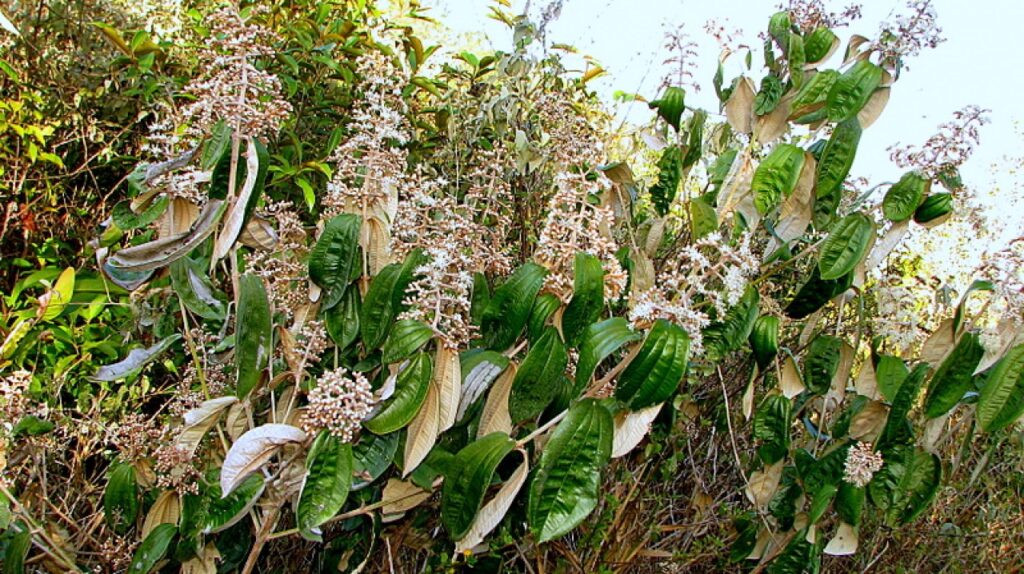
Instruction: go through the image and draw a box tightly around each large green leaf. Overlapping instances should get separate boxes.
[104,462,138,534]
[170,257,227,321]
[750,315,780,370]
[785,266,853,319]
[381,319,434,365]
[527,292,561,342]
[309,214,361,309]
[923,333,984,418]
[817,212,874,280]
[352,432,399,490]
[649,86,686,131]
[704,287,761,361]
[574,317,642,393]
[297,431,353,538]
[481,262,547,351]
[2,525,30,574]
[365,352,433,434]
[815,117,861,200]
[615,320,690,409]
[882,172,929,222]
[752,144,806,214]
[562,252,605,347]
[804,27,839,63]
[835,482,865,526]
[129,524,177,574]
[650,145,683,216]
[236,274,271,399]
[826,60,883,121]
[325,285,360,349]
[441,432,516,540]
[510,327,568,422]
[875,355,909,403]
[753,393,791,464]
[789,69,839,122]
[202,473,265,534]
[878,364,929,450]
[804,335,842,395]
[112,195,169,230]
[527,398,613,542]
[361,250,425,350]
[977,343,1024,432]
[869,445,941,525]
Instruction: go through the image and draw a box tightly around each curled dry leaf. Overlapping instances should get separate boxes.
[766,154,816,257]
[180,543,221,574]
[742,378,755,421]
[366,216,392,275]
[823,522,859,556]
[854,359,881,400]
[754,96,791,145]
[403,374,440,476]
[717,150,755,221]
[457,355,507,421]
[975,319,1024,375]
[435,345,461,433]
[745,460,784,508]
[213,136,260,261]
[478,365,516,439]
[865,220,910,271]
[825,341,855,408]
[857,88,890,129]
[780,355,806,399]
[611,403,663,458]
[725,76,756,134]
[141,490,180,539]
[177,397,238,454]
[381,478,432,517]
[220,423,306,496]
[920,318,958,366]
[455,450,529,554]
[224,402,248,441]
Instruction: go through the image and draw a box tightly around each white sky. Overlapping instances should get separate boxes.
[419,0,1024,243]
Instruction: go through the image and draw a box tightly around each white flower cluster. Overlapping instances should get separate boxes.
[0,370,30,430]
[535,173,628,301]
[872,278,936,354]
[302,368,375,443]
[874,0,945,67]
[977,238,1024,336]
[182,7,292,137]
[629,232,758,355]
[843,441,884,487]
[400,246,476,350]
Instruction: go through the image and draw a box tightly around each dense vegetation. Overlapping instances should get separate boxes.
[1,1,1021,572]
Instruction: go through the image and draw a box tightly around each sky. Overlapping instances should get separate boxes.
[415,0,1024,254]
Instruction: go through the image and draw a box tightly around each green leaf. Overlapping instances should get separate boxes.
[112,195,169,230]
[575,317,642,393]
[704,287,761,361]
[527,398,613,542]
[878,364,929,450]
[510,327,569,422]
[750,315,780,370]
[804,335,842,395]
[869,445,941,525]
[325,286,360,349]
[236,274,271,399]
[786,35,805,88]
[361,250,425,350]
[815,117,861,200]
[649,86,686,131]
[170,258,227,321]
[753,393,792,464]
[789,69,839,122]
[826,60,883,121]
[39,267,75,322]
[913,192,954,225]
[882,172,929,222]
[441,432,516,540]
[615,320,690,409]
[10,415,54,438]
[352,432,399,490]
[817,212,874,280]
[92,334,181,382]
[767,529,817,574]
[129,523,177,573]
[805,27,839,63]
[106,199,227,272]
[104,462,138,534]
[650,146,683,216]
[528,293,561,342]
[977,343,1024,432]
[875,355,909,403]
[381,320,434,365]
[481,262,547,351]
[835,482,865,526]
[754,74,784,115]
[365,352,433,434]
[203,473,265,534]
[562,252,605,346]
[2,525,30,574]
[753,144,806,215]
[308,214,361,310]
[200,121,233,171]
[297,432,353,538]
[689,195,718,239]
[923,333,984,418]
